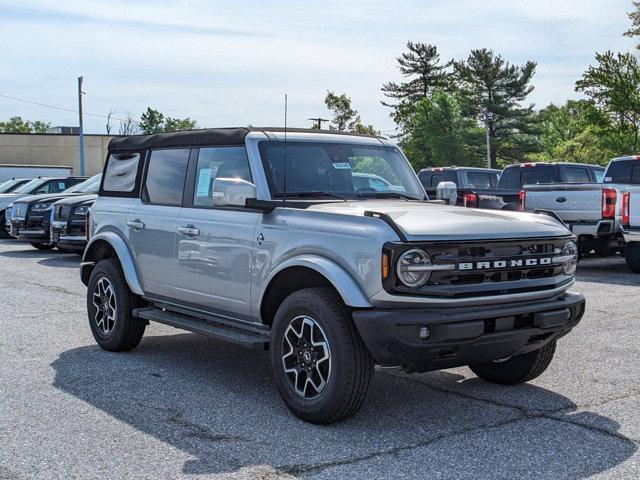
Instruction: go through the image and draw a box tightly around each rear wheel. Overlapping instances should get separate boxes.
[469,341,556,385]
[30,242,54,250]
[87,258,146,351]
[270,287,374,424]
[625,242,640,273]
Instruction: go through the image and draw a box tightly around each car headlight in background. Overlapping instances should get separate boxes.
[32,202,53,212]
[396,248,433,287]
[74,205,90,216]
[555,240,578,275]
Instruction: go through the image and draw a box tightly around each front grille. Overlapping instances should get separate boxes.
[387,237,572,299]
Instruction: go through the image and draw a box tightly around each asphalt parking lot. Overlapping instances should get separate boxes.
[0,240,638,480]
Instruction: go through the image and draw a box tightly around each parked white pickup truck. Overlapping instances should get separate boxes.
[520,156,640,257]
[622,188,640,272]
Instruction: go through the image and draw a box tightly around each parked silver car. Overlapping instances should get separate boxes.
[81,128,585,423]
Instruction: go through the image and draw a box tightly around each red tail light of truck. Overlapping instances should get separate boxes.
[602,188,617,219]
[518,190,526,212]
[463,193,478,208]
[622,192,631,226]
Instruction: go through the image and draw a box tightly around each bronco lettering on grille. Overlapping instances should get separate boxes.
[458,257,552,270]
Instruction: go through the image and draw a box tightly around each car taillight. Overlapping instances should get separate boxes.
[518,190,526,212]
[463,193,478,208]
[622,192,630,226]
[602,188,617,219]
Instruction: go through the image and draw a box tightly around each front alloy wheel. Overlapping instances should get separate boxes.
[282,315,331,398]
[92,277,117,335]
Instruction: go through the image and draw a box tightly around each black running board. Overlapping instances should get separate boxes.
[133,307,269,349]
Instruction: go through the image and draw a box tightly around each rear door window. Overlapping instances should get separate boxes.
[564,166,591,183]
[144,149,190,205]
[593,168,605,183]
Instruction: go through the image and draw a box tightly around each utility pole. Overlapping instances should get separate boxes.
[308,117,329,130]
[483,109,492,170]
[78,76,85,176]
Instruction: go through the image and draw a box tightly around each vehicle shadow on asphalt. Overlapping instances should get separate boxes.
[37,255,81,269]
[51,333,636,478]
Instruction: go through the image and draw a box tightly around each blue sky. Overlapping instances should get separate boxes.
[0,0,635,135]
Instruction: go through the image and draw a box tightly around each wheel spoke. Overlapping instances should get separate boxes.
[281,315,331,399]
[92,276,117,335]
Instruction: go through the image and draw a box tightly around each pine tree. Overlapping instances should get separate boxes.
[453,49,539,168]
[381,42,451,133]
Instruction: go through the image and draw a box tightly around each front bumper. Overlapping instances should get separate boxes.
[352,291,585,372]
[10,218,49,243]
[50,220,87,251]
[622,227,640,243]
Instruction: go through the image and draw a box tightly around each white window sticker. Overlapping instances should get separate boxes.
[196,169,213,196]
[332,162,351,170]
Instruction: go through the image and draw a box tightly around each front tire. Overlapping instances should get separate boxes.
[87,258,146,351]
[469,341,556,385]
[625,243,640,273]
[270,287,374,424]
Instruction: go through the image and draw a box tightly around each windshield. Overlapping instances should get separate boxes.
[258,142,425,200]
[13,178,46,194]
[63,174,102,193]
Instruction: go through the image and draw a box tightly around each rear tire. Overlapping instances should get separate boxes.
[625,243,640,273]
[270,287,374,424]
[87,258,146,351]
[30,242,54,250]
[469,341,556,385]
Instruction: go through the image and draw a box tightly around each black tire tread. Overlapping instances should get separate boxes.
[88,258,146,351]
[625,243,640,273]
[469,341,556,385]
[273,287,374,424]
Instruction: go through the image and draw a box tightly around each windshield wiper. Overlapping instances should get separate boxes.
[356,191,422,201]
[273,191,348,200]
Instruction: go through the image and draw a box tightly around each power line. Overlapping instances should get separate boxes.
[0,93,139,124]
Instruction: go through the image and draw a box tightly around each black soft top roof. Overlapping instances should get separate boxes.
[108,128,250,151]
[108,127,383,152]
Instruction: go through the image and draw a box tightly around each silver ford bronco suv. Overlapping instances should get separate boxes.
[81,128,585,424]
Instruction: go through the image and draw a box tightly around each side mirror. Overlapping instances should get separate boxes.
[436,181,457,205]
[212,177,256,207]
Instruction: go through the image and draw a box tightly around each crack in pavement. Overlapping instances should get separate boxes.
[279,373,638,476]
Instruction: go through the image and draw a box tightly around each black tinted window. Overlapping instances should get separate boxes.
[604,160,640,184]
[466,172,495,189]
[145,149,190,205]
[193,147,252,207]
[499,166,558,189]
[564,167,591,183]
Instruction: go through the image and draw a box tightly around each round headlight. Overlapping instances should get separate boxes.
[560,240,578,275]
[397,248,432,287]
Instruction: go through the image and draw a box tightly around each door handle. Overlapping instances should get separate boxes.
[127,219,145,230]
[177,225,200,236]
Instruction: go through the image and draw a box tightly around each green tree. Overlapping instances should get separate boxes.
[0,116,50,133]
[453,49,539,168]
[402,90,484,170]
[382,42,451,133]
[139,107,165,134]
[164,116,197,132]
[624,1,640,48]
[324,91,377,134]
[575,51,640,151]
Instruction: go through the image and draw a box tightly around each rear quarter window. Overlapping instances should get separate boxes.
[102,152,143,196]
